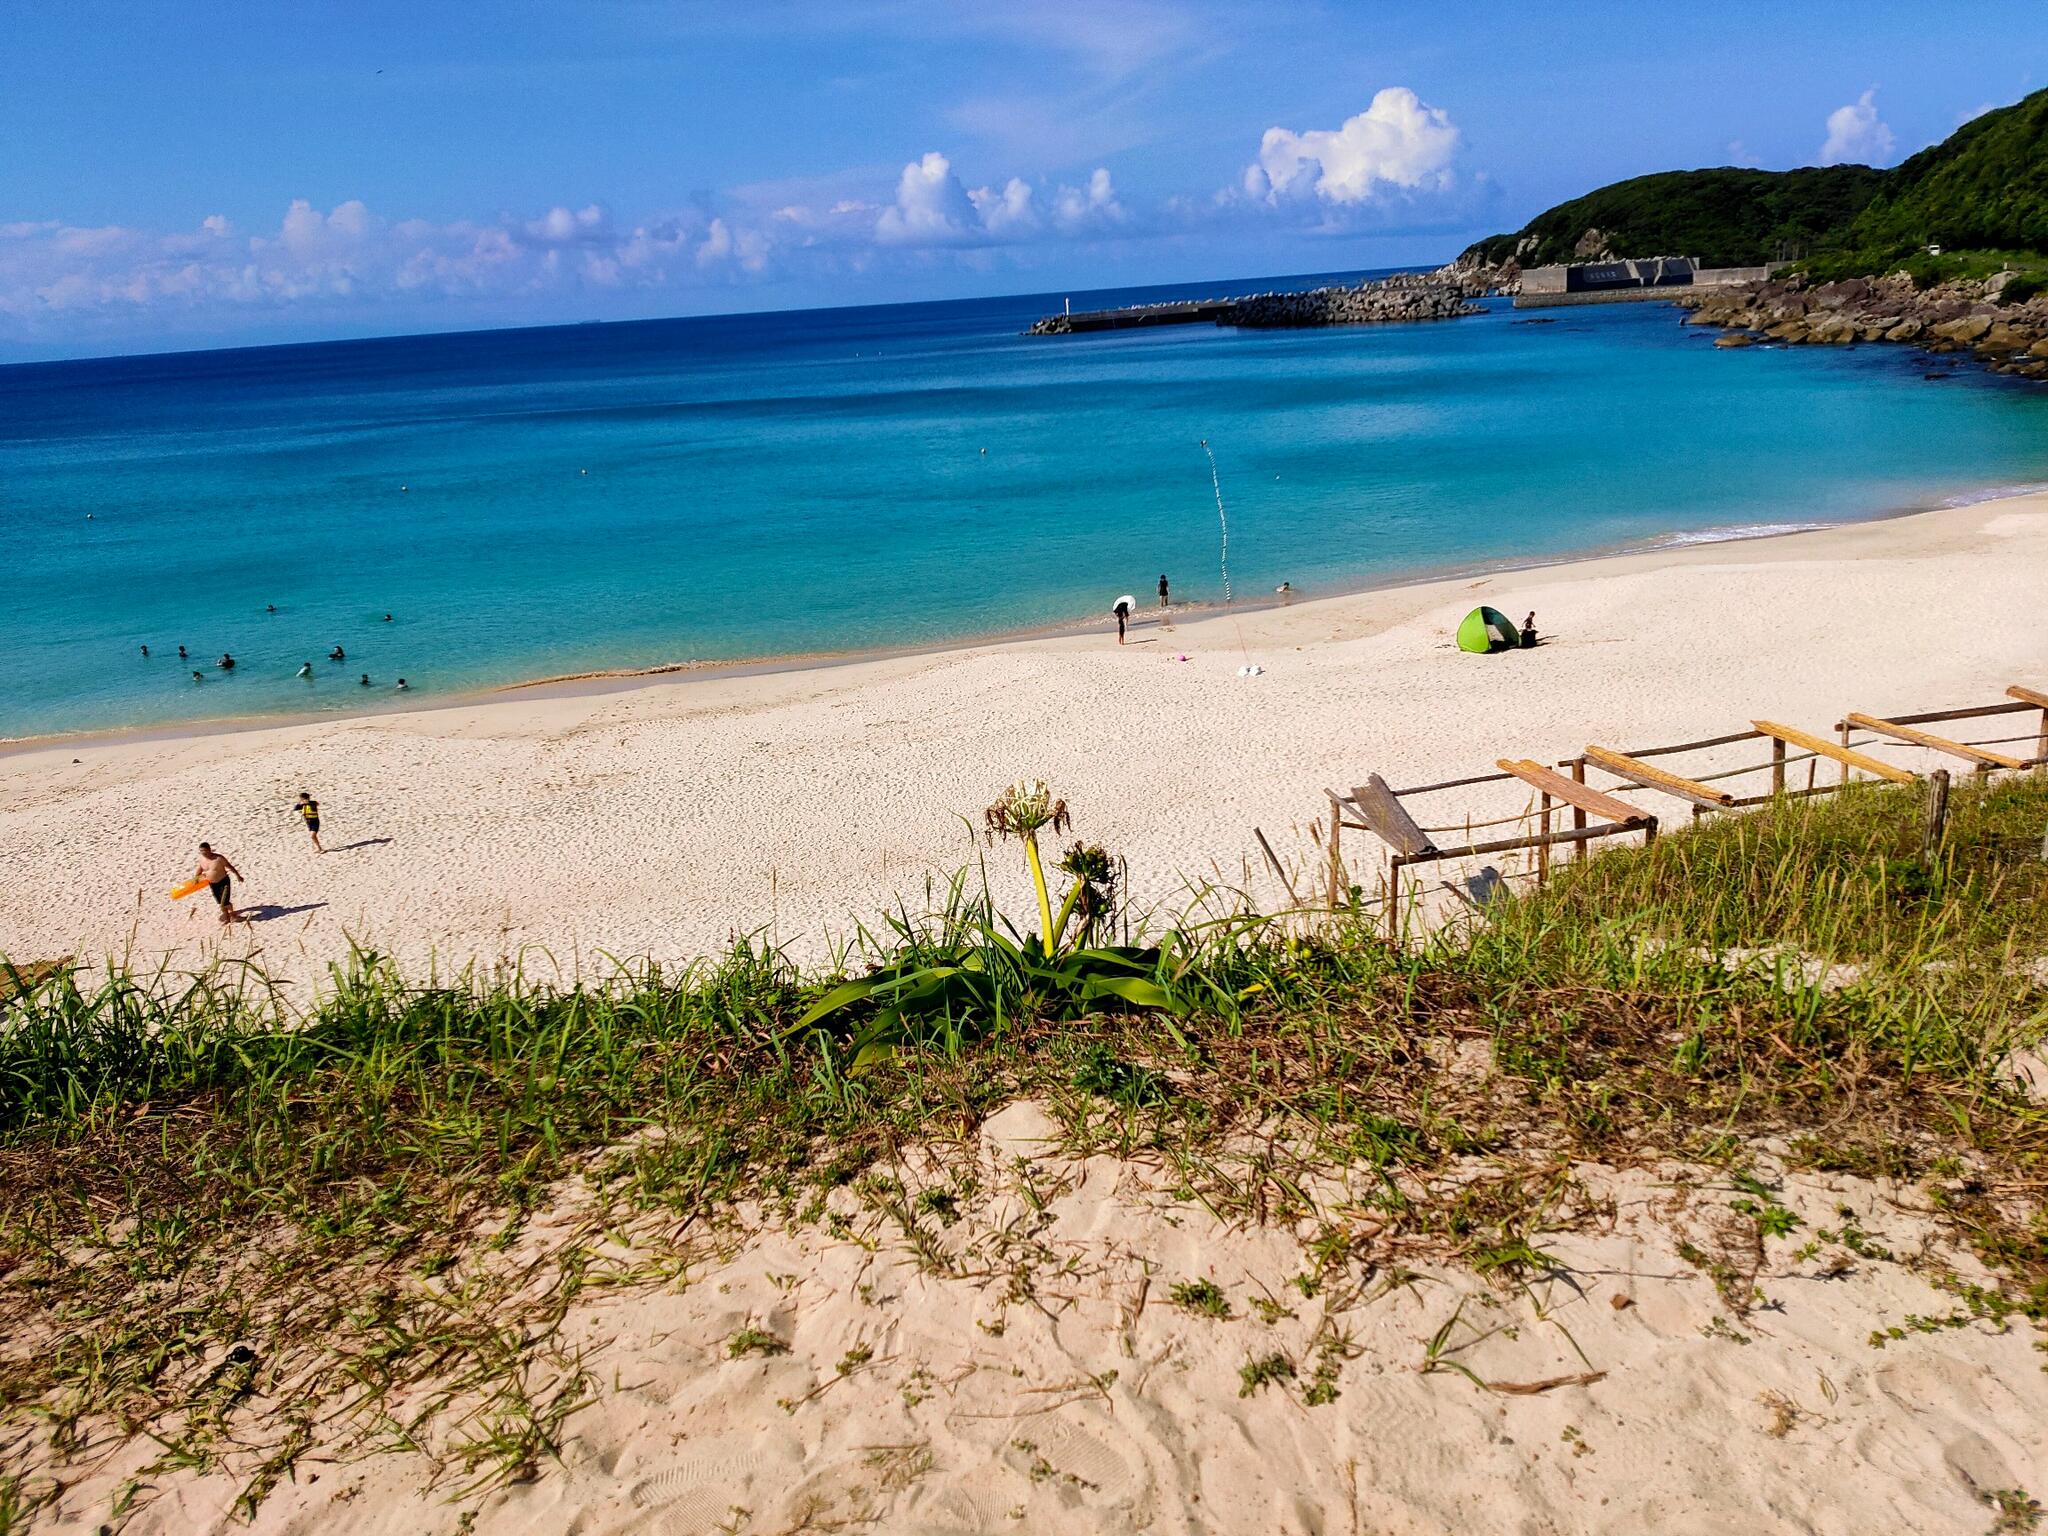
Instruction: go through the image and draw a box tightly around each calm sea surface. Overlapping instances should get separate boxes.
[5,269,2046,739]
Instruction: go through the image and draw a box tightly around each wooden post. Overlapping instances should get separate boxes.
[1569,757,1589,863]
[1836,720,1851,786]
[1537,792,1553,887]
[2038,707,2048,777]
[1921,769,1951,865]
[1325,794,1344,911]
[1770,737,1786,796]
[1386,860,1401,943]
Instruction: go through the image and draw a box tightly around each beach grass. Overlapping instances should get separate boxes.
[1,775,2045,1526]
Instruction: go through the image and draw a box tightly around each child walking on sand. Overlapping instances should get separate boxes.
[294,791,324,853]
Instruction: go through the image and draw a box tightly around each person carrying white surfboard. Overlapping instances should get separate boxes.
[1112,594,1135,645]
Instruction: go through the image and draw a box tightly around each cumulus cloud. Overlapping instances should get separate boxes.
[0,196,787,340]
[1819,89,1895,166]
[1245,88,1459,204]
[1053,168,1125,231]
[874,152,1127,246]
[875,152,984,245]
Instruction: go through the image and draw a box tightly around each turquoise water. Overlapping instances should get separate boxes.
[5,270,2046,739]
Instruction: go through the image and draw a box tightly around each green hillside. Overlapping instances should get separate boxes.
[1467,87,2048,271]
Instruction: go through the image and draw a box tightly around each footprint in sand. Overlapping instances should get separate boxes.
[1000,1414,1144,1508]
[609,1436,796,1536]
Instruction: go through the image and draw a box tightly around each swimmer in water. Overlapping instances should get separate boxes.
[178,645,188,660]
[396,678,409,690]
[359,673,372,686]
[192,670,204,683]
[140,644,150,657]
[217,653,236,671]
[296,661,313,679]
[329,645,345,661]
[382,613,392,622]
[266,604,276,613]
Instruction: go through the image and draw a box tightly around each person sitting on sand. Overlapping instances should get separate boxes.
[294,791,323,853]
[1521,612,1538,649]
[195,841,244,925]
[329,645,345,661]
[1113,595,1133,645]
[297,661,313,678]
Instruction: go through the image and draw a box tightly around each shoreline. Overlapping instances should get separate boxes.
[4,486,2045,984]
[3,473,2026,759]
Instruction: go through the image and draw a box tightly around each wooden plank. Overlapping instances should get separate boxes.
[1349,774,1437,858]
[1583,745,1735,810]
[1495,759,1647,825]
[1751,720,1915,784]
[1845,713,2024,770]
[1834,700,2031,730]
[2008,685,2048,709]
[1392,820,1639,865]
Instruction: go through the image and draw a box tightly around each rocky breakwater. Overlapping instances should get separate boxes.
[1221,277,1483,328]
[1678,270,2048,380]
[1027,266,1499,336]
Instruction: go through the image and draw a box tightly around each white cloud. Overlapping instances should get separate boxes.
[875,152,984,245]
[1819,89,1895,166]
[526,204,609,244]
[1246,88,1460,205]
[1959,101,1997,125]
[1053,168,1125,231]
[969,176,1038,237]
[875,153,1130,246]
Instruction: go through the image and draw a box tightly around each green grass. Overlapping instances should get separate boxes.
[2,775,2045,1528]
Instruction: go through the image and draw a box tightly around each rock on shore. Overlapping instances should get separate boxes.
[1678,270,2048,379]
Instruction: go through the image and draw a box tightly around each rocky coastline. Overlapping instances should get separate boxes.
[1026,262,1512,335]
[1677,270,2048,380]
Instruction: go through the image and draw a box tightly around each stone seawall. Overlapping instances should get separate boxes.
[1028,266,1502,335]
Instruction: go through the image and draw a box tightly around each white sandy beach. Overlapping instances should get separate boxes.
[4,492,2047,983]
[11,493,2048,1536]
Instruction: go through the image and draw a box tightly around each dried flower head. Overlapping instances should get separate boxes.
[984,780,1069,844]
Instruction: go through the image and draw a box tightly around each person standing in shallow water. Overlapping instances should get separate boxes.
[1158,574,1170,608]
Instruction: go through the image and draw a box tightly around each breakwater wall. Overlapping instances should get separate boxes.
[1029,272,1490,335]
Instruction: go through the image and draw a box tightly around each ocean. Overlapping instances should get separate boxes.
[5,268,2046,740]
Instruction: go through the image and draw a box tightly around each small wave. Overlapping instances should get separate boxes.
[1647,522,1829,550]
[1934,481,2048,510]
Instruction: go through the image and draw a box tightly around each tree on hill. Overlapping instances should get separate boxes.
[1466,87,2048,272]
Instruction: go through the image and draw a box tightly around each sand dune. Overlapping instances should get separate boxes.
[36,1102,2048,1535]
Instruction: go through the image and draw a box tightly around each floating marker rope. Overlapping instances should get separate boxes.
[1200,438,1254,668]
[1201,438,1231,605]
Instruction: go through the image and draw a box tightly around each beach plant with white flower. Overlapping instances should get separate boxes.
[793,782,1183,1070]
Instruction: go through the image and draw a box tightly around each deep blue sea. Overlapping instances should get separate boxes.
[5,267,2046,739]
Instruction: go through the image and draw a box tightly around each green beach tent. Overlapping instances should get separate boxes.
[1456,605,1521,655]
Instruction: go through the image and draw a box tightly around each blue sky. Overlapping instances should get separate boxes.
[2,1,2040,359]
